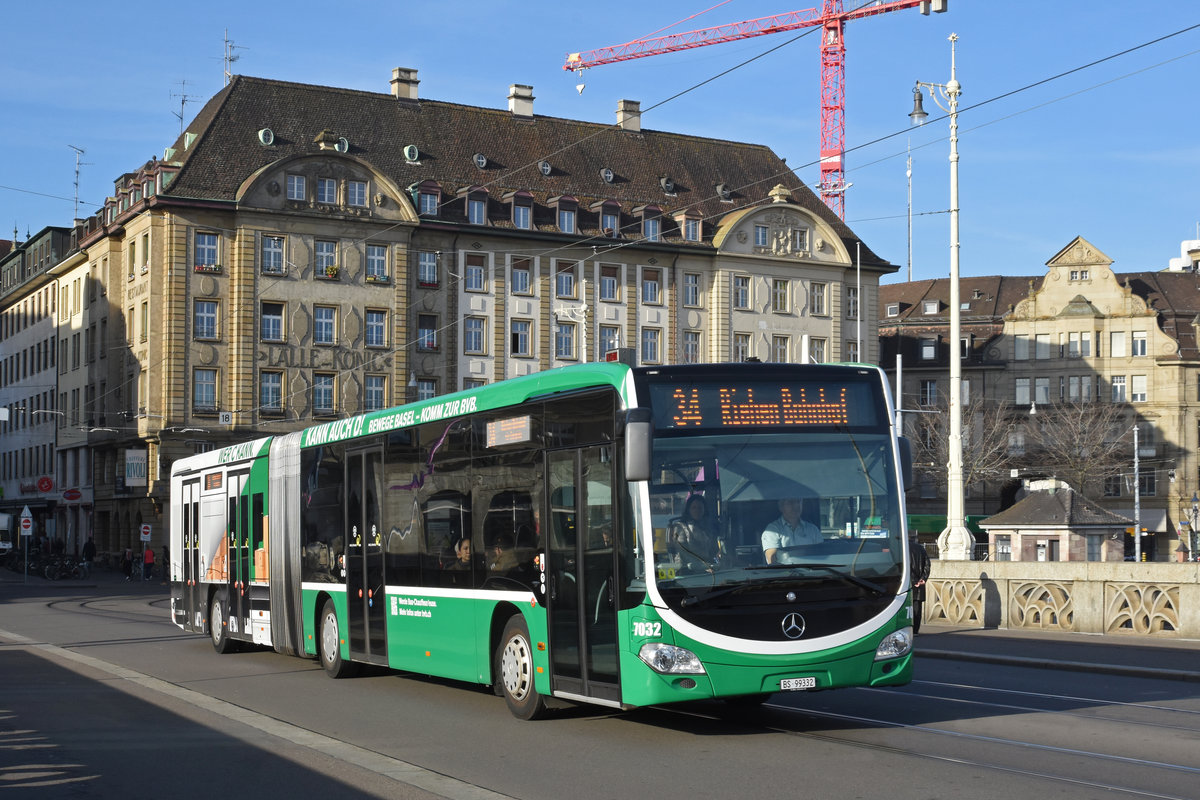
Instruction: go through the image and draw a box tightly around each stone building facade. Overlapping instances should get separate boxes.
[1,69,897,557]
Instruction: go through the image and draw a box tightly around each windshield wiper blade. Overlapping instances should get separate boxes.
[678,577,794,608]
[747,562,886,596]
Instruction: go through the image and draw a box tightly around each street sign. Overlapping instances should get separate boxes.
[139,523,152,542]
[19,506,33,537]
[219,411,233,425]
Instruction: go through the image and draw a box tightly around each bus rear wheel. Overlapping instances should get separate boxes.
[496,616,547,720]
[210,592,238,654]
[319,599,358,678]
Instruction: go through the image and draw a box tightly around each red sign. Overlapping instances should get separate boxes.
[20,517,32,531]
[63,489,82,501]
[37,477,53,493]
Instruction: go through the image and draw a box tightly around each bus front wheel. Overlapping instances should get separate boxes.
[496,616,547,720]
[319,599,359,678]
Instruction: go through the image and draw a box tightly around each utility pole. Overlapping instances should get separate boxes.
[171,80,197,135]
[223,29,246,86]
[68,145,91,222]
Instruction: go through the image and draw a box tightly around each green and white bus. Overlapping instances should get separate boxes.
[169,361,916,718]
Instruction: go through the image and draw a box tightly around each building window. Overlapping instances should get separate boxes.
[683,273,701,307]
[510,320,532,356]
[845,339,860,362]
[1069,269,1090,281]
[194,300,218,340]
[558,208,576,234]
[809,282,827,316]
[683,218,701,242]
[601,210,619,237]
[754,225,768,247]
[1035,377,1050,404]
[417,314,438,350]
[923,300,939,314]
[599,325,620,356]
[1132,331,1147,356]
[1110,331,1127,358]
[364,375,386,411]
[316,240,337,276]
[1111,375,1126,403]
[366,245,388,281]
[261,302,284,342]
[416,380,437,402]
[1131,374,1147,402]
[642,217,660,242]
[513,202,531,230]
[555,323,576,360]
[365,309,387,347]
[733,333,751,362]
[809,337,827,364]
[464,317,486,355]
[195,232,218,268]
[419,191,439,215]
[1015,377,1030,406]
[555,262,577,298]
[641,328,661,363]
[920,379,937,406]
[771,335,789,363]
[313,373,335,414]
[261,236,285,274]
[194,368,217,411]
[465,255,486,291]
[600,264,620,301]
[286,174,305,201]
[468,197,487,225]
[1104,475,1122,497]
[314,305,336,345]
[920,337,937,360]
[317,177,337,205]
[1008,430,1026,456]
[886,302,899,317]
[771,279,789,313]
[847,287,859,319]
[683,330,701,363]
[642,268,661,305]
[418,251,438,286]
[1035,333,1051,360]
[348,180,367,207]
[463,378,487,390]
[1139,470,1156,497]
[260,371,283,413]
[792,228,808,251]
[511,258,532,295]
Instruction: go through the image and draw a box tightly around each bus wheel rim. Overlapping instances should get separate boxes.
[502,635,531,700]
[322,612,339,663]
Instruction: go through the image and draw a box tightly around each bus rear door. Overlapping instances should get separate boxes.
[180,478,202,630]
[346,448,387,665]
[226,471,251,638]
[547,446,620,705]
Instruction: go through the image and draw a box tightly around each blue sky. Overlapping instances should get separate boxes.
[3,1,1198,283]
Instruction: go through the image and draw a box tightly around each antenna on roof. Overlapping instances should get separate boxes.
[223,29,247,86]
[68,145,91,221]
[171,80,197,135]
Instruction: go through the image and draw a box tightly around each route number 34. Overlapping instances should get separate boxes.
[633,621,662,638]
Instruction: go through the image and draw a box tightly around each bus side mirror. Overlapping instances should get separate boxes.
[624,408,652,482]
[897,436,913,490]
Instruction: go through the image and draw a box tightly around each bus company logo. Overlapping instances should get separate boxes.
[781,613,806,639]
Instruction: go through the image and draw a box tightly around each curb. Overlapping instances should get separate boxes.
[917,647,1200,683]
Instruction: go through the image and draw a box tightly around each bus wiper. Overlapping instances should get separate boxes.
[678,577,794,608]
[746,563,886,596]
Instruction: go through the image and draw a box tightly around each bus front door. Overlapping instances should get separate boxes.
[180,479,201,631]
[547,446,620,705]
[346,449,387,665]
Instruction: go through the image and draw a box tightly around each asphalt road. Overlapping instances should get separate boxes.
[3,567,1199,800]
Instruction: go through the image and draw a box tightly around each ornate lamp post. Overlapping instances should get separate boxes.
[910,34,971,560]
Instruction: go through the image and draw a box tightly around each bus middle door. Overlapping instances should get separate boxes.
[346,448,387,665]
[226,471,251,639]
[547,446,620,705]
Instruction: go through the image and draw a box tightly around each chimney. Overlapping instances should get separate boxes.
[391,68,419,101]
[508,84,534,117]
[616,99,641,132]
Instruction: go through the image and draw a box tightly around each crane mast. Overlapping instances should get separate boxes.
[565,0,947,218]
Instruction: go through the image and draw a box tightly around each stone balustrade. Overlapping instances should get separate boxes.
[925,560,1200,638]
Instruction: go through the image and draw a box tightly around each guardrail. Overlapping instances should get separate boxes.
[925,561,1200,639]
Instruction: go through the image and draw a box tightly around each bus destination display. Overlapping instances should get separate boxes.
[486,414,532,447]
[649,380,880,429]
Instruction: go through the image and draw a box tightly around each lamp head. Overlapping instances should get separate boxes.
[909,85,929,126]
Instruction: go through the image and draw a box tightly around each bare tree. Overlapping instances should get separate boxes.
[1022,401,1129,499]
[908,395,1017,496]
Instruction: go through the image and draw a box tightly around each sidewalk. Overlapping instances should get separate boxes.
[0,561,168,592]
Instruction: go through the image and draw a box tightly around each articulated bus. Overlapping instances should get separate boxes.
[169,361,915,719]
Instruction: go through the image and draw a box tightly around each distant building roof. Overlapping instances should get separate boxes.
[980,486,1131,530]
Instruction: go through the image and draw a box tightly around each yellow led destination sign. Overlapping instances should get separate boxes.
[649,379,878,430]
[486,415,532,447]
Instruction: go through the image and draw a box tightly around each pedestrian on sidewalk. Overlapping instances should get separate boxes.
[81,535,96,579]
[910,534,931,634]
[122,548,133,581]
[143,546,155,581]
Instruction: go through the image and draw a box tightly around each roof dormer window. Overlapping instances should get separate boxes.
[504,190,534,230]
[413,180,441,216]
[550,195,578,235]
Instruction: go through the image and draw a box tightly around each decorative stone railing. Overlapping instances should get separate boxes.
[925,561,1200,638]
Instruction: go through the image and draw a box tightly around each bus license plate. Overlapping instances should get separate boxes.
[780,677,816,691]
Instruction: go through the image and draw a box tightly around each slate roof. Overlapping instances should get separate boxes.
[158,75,891,267]
[980,487,1132,529]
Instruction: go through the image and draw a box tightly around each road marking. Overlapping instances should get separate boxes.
[0,627,513,800]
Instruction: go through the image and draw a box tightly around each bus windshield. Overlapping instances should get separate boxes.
[647,430,905,616]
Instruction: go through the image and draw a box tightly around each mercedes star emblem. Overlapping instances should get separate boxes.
[781,612,806,639]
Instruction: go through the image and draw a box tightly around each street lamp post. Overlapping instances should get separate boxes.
[1191,491,1199,560]
[910,33,971,560]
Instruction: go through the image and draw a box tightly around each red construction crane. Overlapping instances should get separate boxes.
[565,0,948,219]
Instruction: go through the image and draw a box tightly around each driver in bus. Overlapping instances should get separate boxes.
[761,496,822,564]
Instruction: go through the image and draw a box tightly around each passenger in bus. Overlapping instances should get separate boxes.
[448,537,472,570]
[761,497,822,564]
[668,494,718,572]
[489,535,519,574]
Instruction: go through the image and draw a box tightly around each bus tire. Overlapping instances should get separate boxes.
[210,592,238,654]
[496,615,547,720]
[319,599,358,678]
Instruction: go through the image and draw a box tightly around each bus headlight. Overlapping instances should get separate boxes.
[875,627,913,660]
[638,642,707,674]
